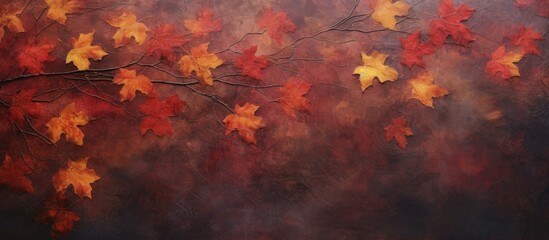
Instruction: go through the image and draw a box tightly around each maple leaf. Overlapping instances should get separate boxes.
[485,45,523,79]
[0,154,34,193]
[515,0,549,17]
[107,12,149,47]
[113,68,153,102]
[508,26,544,55]
[178,43,224,85]
[139,95,185,137]
[145,24,188,62]
[66,32,108,70]
[278,78,312,118]
[46,102,89,146]
[52,157,100,199]
[408,72,449,108]
[353,50,399,91]
[9,89,44,125]
[184,8,222,37]
[36,192,80,238]
[429,0,475,48]
[385,117,413,149]
[258,7,297,45]
[45,0,80,24]
[0,5,25,42]
[400,31,435,68]
[371,0,411,30]
[223,103,265,144]
[17,43,56,73]
[235,46,269,80]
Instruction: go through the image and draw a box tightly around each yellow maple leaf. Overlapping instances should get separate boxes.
[223,103,265,144]
[178,43,223,85]
[52,157,100,199]
[408,72,449,108]
[113,68,153,101]
[45,0,80,24]
[372,0,410,30]
[0,6,25,42]
[353,50,399,91]
[106,12,149,47]
[66,32,108,70]
[46,103,89,146]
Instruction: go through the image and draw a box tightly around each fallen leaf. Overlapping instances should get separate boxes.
[113,68,153,101]
[224,103,265,144]
[45,0,80,24]
[279,78,312,118]
[485,45,523,79]
[235,46,269,80]
[145,24,188,62]
[384,116,413,149]
[184,8,222,37]
[429,0,475,48]
[0,154,34,194]
[371,0,411,30]
[66,32,108,70]
[52,157,100,199]
[36,192,80,238]
[0,5,25,42]
[400,31,435,68]
[408,72,449,108]
[46,102,89,145]
[9,89,44,125]
[177,43,223,85]
[508,26,544,55]
[17,43,55,73]
[139,95,185,137]
[353,50,399,91]
[106,12,149,47]
[258,7,297,45]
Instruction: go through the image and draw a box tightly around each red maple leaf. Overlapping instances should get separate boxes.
[145,24,188,62]
[184,8,222,37]
[384,117,413,149]
[278,78,312,118]
[9,89,44,125]
[139,94,185,136]
[400,31,435,68]
[429,0,475,48]
[508,26,544,56]
[235,46,269,80]
[258,7,297,44]
[17,43,55,73]
[0,154,34,194]
[36,192,81,238]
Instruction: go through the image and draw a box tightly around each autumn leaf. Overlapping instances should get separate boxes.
[106,12,149,47]
[400,31,435,68]
[223,103,265,144]
[508,26,544,55]
[52,157,100,199]
[385,117,413,149]
[408,72,449,108]
[36,192,80,238]
[45,0,80,24]
[66,32,108,70]
[278,78,312,118]
[371,0,411,30]
[113,68,153,102]
[0,154,34,194]
[258,7,297,45]
[184,8,222,37]
[17,43,55,73]
[145,24,188,62]
[177,43,224,85]
[9,89,44,125]
[46,102,89,146]
[353,50,399,91]
[139,95,185,137]
[429,0,475,48]
[235,46,269,80]
[0,5,25,42]
[485,45,523,79]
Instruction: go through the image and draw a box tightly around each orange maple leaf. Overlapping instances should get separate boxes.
[0,4,25,42]
[0,154,34,194]
[36,192,80,238]
[46,103,89,146]
[184,8,222,37]
[178,43,224,85]
[371,0,411,30]
[106,12,149,47]
[113,68,153,101]
[52,157,100,199]
[258,7,296,44]
[279,78,312,118]
[45,0,81,24]
[353,50,399,91]
[485,45,523,79]
[384,117,413,149]
[408,72,449,108]
[223,103,265,144]
[66,32,108,70]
